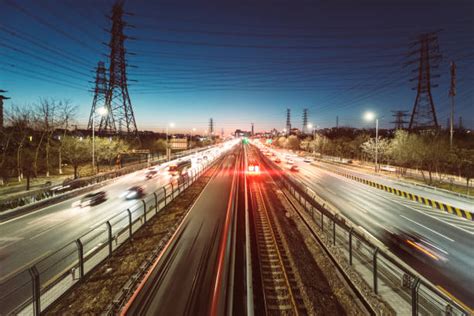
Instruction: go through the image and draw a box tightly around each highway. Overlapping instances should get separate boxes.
[265,146,474,308]
[0,146,223,282]
[122,147,240,315]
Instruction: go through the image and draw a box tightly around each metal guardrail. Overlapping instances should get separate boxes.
[0,154,218,316]
[261,152,470,316]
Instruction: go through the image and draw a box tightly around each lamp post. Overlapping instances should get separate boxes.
[307,123,313,139]
[166,122,174,161]
[92,107,108,173]
[364,111,379,172]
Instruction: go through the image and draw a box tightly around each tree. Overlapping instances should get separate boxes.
[61,136,90,179]
[360,137,391,164]
[95,137,130,172]
[286,135,300,150]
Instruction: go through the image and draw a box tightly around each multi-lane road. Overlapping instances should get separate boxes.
[0,146,224,282]
[266,146,474,307]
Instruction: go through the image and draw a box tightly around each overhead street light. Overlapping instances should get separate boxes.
[92,107,108,173]
[364,111,379,172]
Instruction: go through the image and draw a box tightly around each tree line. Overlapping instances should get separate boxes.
[273,128,474,190]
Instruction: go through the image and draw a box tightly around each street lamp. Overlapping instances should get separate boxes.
[166,122,174,161]
[307,123,314,139]
[92,107,108,173]
[364,111,379,172]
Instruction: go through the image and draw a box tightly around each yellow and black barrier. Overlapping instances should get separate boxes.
[331,169,473,221]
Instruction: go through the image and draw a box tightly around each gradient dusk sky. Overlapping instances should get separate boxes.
[1,0,473,134]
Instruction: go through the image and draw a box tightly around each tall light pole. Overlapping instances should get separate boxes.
[364,112,379,172]
[307,123,313,139]
[92,107,108,173]
[166,122,174,161]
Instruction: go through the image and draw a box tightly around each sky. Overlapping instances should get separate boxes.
[0,0,473,134]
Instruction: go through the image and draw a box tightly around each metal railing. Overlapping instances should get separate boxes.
[0,155,219,316]
[261,152,470,316]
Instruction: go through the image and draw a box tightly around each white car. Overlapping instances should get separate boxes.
[303,158,313,163]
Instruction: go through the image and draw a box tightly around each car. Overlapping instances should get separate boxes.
[80,191,107,207]
[303,158,313,163]
[290,165,299,172]
[383,227,448,264]
[286,159,294,165]
[247,161,260,175]
[123,186,145,200]
[274,158,281,163]
[145,170,158,179]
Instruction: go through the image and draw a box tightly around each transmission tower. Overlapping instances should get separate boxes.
[286,108,291,135]
[251,123,254,136]
[209,118,214,137]
[101,1,138,135]
[302,108,308,134]
[407,32,442,130]
[391,110,409,130]
[88,61,108,131]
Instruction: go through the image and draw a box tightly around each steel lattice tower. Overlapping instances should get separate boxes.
[101,1,138,135]
[391,110,409,130]
[407,32,442,130]
[286,108,291,135]
[0,90,9,130]
[209,118,214,136]
[88,61,108,130]
[302,108,308,134]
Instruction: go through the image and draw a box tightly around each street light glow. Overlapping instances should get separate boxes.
[169,122,175,128]
[307,123,313,129]
[364,111,375,121]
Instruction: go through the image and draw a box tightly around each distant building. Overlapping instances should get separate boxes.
[234,129,250,137]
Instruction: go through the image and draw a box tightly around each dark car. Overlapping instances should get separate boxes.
[123,186,145,200]
[80,191,107,207]
[383,227,448,264]
[145,170,158,179]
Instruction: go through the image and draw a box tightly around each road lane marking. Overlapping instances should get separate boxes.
[366,188,473,235]
[399,215,454,242]
[0,250,52,283]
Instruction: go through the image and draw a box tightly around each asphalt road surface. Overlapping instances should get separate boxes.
[123,150,239,315]
[0,147,222,282]
[268,147,474,308]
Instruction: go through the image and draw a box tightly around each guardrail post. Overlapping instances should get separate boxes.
[28,266,41,316]
[321,212,324,230]
[373,247,379,294]
[127,208,132,238]
[153,192,158,214]
[75,239,84,278]
[411,278,420,316]
[163,187,167,205]
[106,221,113,256]
[142,200,147,223]
[171,183,175,199]
[349,228,353,265]
[332,218,336,245]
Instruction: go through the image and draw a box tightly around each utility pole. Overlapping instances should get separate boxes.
[406,32,442,130]
[286,108,291,135]
[0,90,10,130]
[302,108,308,134]
[449,61,456,149]
[102,1,138,136]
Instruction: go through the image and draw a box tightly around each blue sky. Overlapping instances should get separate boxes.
[1,0,473,133]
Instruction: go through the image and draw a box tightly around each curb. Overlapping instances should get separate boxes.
[329,168,473,221]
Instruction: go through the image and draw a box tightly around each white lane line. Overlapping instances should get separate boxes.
[369,189,474,235]
[399,215,454,242]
